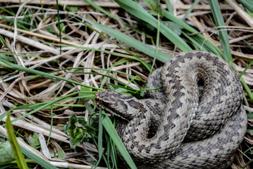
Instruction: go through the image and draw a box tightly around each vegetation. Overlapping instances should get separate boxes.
[0,0,252,168]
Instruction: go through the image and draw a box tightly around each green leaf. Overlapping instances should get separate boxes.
[102,114,137,169]
[6,113,29,169]
[0,55,96,89]
[65,115,96,148]
[17,92,79,121]
[162,10,198,33]
[241,77,253,101]
[115,0,192,52]
[26,133,40,149]
[0,141,15,164]
[210,0,232,64]
[240,0,253,12]
[20,141,58,169]
[165,0,174,13]
[160,6,222,56]
[84,0,120,21]
[90,21,170,62]
[79,86,96,99]
[93,111,104,168]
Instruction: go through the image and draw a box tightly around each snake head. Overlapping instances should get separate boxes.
[96,91,134,119]
[96,91,125,103]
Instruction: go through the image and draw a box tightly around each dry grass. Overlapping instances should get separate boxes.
[0,0,252,169]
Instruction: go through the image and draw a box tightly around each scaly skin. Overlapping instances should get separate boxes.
[96,51,247,169]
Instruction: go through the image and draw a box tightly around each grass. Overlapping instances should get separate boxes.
[6,113,29,169]
[0,0,252,169]
[210,0,232,63]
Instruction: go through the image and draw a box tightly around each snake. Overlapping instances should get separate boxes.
[96,51,247,169]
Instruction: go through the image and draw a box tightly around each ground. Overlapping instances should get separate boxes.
[0,0,252,169]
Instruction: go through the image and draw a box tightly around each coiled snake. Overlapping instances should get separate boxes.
[96,52,247,169]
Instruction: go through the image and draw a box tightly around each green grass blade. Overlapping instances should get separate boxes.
[194,35,222,55]
[184,34,222,56]
[114,0,192,52]
[90,21,170,62]
[20,143,58,169]
[98,112,103,160]
[181,0,201,20]
[183,33,206,51]
[241,77,253,101]
[0,55,96,89]
[165,0,173,13]
[93,111,104,168]
[161,8,222,55]
[210,0,232,63]
[102,114,137,169]
[84,0,120,21]
[6,113,29,169]
[0,141,15,164]
[0,92,80,123]
[17,92,79,121]
[162,10,198,34]
[240,0,253,12]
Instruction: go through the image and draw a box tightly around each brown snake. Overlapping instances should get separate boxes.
[96,52,247,169]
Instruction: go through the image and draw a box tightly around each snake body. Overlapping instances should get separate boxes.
[96,52,247,169]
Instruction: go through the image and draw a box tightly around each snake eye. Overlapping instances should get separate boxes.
[96,92,114,103]
[96,91,124,104]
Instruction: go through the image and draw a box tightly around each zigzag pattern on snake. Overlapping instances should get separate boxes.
[96,51,247,169]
